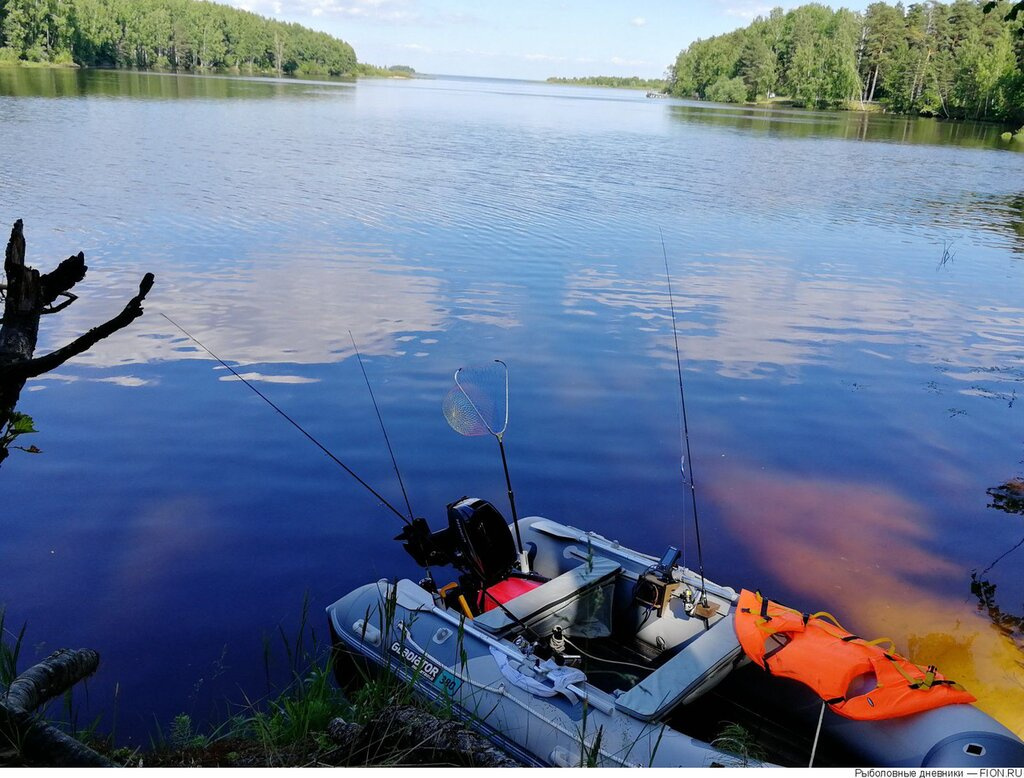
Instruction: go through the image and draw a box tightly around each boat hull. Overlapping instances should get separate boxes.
[327,515,1024,767]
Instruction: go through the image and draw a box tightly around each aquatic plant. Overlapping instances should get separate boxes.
[0,607,26,692]
[987,479,1024,515]
[711,722,769,767]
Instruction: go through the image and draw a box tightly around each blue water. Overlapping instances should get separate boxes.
[2,69,1023,742]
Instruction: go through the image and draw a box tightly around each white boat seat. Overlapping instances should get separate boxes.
[614,613,742,721]
[474,557,621,637]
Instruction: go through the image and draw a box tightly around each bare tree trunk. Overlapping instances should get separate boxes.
[868,63,880,103]
[0,219,154,465]
[4,649,100,714]
[0,649,115,767]
[0,218,154,761]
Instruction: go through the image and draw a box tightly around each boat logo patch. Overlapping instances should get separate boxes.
[390,640,462,696]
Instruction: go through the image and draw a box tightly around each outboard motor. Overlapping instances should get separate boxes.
[395,516,456,568]
[394,496,515,580]
[394,497,515,570]
[396,497,542,615]
[447,496,519,586]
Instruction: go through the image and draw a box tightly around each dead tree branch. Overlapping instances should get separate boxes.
[0,649,114,767]
[3,649,99,714]
[0,219,155,465]
[0,273,154,382]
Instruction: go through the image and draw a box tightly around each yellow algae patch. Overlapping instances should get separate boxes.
[710,465,1024,738]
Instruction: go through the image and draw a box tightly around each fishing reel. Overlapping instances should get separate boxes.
[529,626,580,668]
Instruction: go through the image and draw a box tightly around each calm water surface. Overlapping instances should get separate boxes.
[2,68,1023,742]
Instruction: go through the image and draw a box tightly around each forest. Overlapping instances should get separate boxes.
[669,0,1024,123]
[0,0,357,76]
[546,75,667,90]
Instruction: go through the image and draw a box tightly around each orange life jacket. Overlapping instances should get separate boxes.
[734,589,976,721]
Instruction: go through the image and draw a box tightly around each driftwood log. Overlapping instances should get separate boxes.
[326,705,522,767]
[0,649,114,767]
[0,218,154,464]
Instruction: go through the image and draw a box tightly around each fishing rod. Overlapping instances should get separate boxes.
[349,330,415,522]
[659,230,708,604]
[166,314,546,638]
[160,312,410,525]
[344,329,475,606]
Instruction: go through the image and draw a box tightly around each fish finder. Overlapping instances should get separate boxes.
[655,545,680,579]
[634,546,682,616]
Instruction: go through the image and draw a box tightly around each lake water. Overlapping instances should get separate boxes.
[2,67,1023,744]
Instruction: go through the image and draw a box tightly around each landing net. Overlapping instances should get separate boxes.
[442,360,508,439]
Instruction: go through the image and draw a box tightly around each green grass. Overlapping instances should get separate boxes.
[2,608,127,764]
[6,589,499,768]
[711,722,769,767]
[0,607,27,692]
[148,589,418,766]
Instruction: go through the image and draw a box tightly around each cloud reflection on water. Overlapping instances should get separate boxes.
[563,250,1024,389]
[34,245,453,370]
[219,371,320,384]
[710,464,1024,738]
[32,373,156,388]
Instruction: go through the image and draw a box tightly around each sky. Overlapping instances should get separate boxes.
[227,0,874,81]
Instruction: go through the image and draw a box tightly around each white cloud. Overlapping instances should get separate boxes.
[524,53,567,63]
[630,16,647,27]
[229,0,420,24]
[724,5,773,19]
[230,0,480,27]
[610,56,653,67]
[439,11,481,25]
[715,0,782,19]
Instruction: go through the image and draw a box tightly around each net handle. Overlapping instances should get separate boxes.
[453,359,509,439]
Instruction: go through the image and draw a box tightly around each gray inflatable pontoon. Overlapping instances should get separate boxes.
[327,502,1024,767]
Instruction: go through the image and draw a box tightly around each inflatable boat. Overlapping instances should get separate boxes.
[326,497,1024,767]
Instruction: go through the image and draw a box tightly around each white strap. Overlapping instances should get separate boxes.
[489,648,587,704]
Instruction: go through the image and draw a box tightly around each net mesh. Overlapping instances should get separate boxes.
[442,361,508,438]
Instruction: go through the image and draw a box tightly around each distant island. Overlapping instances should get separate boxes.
[0,0,362,77]
[359,64,417,78]
[547,75,667,91]
[667,0,1024,124]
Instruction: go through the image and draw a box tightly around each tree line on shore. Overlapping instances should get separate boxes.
[669,0,1024,122]
[0,0,357,76]
[546,75,667,90]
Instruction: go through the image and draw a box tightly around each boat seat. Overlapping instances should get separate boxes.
[474,557,621,637]
[614,613,743,721]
